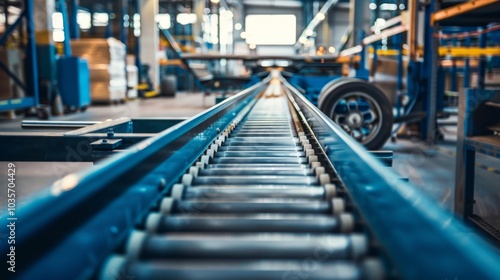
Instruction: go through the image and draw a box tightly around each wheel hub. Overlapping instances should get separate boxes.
[346,111,364,129]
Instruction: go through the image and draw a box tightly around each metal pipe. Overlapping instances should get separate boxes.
[21,120,100,129]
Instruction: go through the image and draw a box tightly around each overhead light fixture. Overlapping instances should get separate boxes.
[328,46,336,53]
[305,29,313,36]
[369,3,377,10]
[298,37,307,44]
[249,43,256,50]
[380,3,397,11]
[156,14,171,29]
[240,31,247,39]
[234,23,242,30]
[176,13,197,25]
[316,12,325,21]
[211,0,220,3]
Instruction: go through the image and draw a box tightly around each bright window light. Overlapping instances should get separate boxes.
[245,14,296,45]
[53,29,65,42]
[77,10,91,30]
[177,13,197,25]
[380,3,398,11]
[52,12,63,29]
[93,13,109,27]
[156,14,171,29]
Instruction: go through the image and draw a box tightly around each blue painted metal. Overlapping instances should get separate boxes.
[58,0,72,56]
[134,0,141,82]
[69,0,80,39]
[0,2,40,113]
[0,9,26,46]
[57,56,91,108]
[396,34,403,118]
[36,45,57,81]
[478,32,487,89]
[283,77,500,280]
[289,75,342,105]
[422,0,437,141]
[1,78,269,280]
[356,31,370,80]
[120,0,128,45]
[0,58,27,91]
[464,37,471,88]
[25,0,40,109]
[0,97,35,110]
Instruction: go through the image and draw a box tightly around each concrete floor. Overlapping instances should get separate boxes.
[0,92,499,230]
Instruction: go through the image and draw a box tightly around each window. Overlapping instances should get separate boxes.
[245,14,296,45]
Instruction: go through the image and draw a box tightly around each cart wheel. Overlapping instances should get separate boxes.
[318,78,394,150]
[160,76,176,97]
[36,107,50,120]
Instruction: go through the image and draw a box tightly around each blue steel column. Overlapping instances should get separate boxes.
[59,0,72,56]
[134,0,141,82]
[423,0,438,143]
[464,36,471,88]
[26,0,40,105]
[477,32,487,89]
[396,33,403,118]
[120,0,128,45]
[350,0,370,78]
[69,0,79,39]
[104,1,112,38]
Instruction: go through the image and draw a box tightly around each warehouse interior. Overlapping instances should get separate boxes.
[1,0,500,279]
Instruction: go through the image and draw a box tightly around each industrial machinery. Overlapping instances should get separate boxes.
[162,28,394,151]
[2,71,499,280]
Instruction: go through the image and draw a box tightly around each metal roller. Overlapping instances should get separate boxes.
[190,175,318,186]
[178,185,336,200]
[198,167,314,176]
[101,256,377,280]
[145,213,355,233]
[160,197,345,215]
[125,231,368,260]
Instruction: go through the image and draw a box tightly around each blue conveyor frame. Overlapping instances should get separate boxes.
[1,74,500,279]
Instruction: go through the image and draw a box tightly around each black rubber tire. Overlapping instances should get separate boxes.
[36,107,50,120]
[160,76,176,97]
[317,78,393,150]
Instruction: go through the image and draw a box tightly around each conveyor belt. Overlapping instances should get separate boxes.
[6,72,500,280]
[100,80,384,280]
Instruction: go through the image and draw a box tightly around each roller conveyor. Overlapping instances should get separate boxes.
[6,72,500,280]
[100,81,381,280]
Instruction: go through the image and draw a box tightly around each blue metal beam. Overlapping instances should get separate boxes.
[69,0,80,39]
[0,9,26,46]
[25,0,40,106]
[59,0,72,56]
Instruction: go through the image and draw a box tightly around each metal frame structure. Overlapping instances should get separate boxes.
[455,88,500,244]
[2,74,500,279]
[0,117,185,162]
[0,0,40,114]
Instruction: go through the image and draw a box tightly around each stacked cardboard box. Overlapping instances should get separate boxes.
[71,38,127,103]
